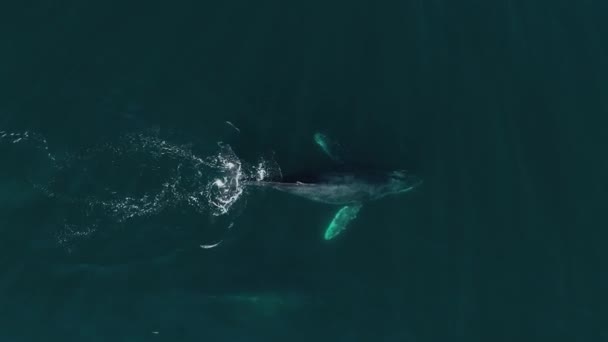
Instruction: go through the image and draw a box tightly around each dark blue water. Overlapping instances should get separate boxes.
[1,1,607,341]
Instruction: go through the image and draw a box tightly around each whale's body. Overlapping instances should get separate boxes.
[252,170,421,205]
[247,133,421,240]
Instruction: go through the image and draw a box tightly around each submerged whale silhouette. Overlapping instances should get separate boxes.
[249,133,422,240]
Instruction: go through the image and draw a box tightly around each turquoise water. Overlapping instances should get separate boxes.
[1,1,608,341]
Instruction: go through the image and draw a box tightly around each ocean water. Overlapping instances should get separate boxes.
[1,1,607,341]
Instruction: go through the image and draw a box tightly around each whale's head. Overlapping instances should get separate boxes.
[384,170,423,195]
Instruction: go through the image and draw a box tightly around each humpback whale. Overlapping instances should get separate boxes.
[249,133,422,240]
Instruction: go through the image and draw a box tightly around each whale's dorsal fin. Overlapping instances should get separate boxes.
[313,132,344,163]
[324,203,363,240]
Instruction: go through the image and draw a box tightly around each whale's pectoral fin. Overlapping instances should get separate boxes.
[323,203,363,240]
[313,132,344,163]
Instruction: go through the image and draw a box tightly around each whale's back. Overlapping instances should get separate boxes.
[257,181,371,205]
[248,165,420,205]
[249,169,384,205]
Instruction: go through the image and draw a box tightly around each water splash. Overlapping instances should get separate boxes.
[56,223,98,254]
[0,129,56,162]
[205,142,246,216]
[2,130,280,251]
